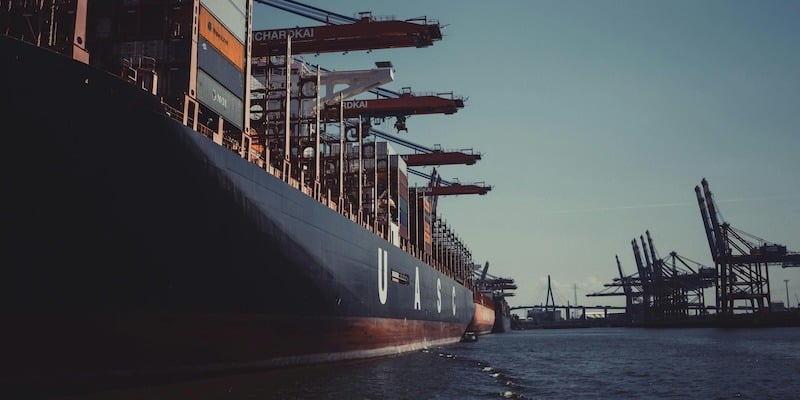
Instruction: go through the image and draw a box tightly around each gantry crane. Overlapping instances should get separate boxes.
[402,148,482,166]
[585,257,641,323]
[252,0,490,273]
[321,88,464,122]
[409,168,492,196]
[696,178,800,315]
[473,262,517,294]
[588,232,715,324]
[364,125,482,166]
[251,1,443,57]
[633,231,715,321]
[306,65,479,165]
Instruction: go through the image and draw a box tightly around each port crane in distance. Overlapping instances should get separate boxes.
[696,178,800,314]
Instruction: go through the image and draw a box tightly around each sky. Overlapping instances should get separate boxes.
[251,0,800,313]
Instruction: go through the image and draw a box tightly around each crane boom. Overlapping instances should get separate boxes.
[413,183,492,196]
[252,13,442,56]
[402,150,481,166]
[695,184,718,262]
[323,92,464,120]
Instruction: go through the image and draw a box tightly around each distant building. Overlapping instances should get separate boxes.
[527,308,562,322]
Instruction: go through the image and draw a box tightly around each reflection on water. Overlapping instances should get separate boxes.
[61,327,800,399]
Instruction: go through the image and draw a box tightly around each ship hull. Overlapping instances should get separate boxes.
[492,296,513,333]
[0,36,474,392]
[467,292,496,335]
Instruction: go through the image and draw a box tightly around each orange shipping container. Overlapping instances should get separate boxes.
[198,6,244,70]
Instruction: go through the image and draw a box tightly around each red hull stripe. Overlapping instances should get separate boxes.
[2,312,466,388]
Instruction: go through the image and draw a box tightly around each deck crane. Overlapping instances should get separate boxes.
[253,1,443,56]
[695,178,800,315]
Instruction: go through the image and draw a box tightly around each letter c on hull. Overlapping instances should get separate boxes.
[452,286,456,316]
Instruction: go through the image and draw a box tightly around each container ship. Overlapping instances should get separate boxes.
[466,291,496,336]
[493,294,513,333]
[468,262,516,335]
[0,0,489,394]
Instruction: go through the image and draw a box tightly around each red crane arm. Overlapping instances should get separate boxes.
[252,17,442,56]
[414,184,492,196]
[323,93,464,120]
[402,151,481,166]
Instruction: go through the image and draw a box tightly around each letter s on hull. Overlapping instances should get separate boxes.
[436,278,442,313]
[377,248,388,304]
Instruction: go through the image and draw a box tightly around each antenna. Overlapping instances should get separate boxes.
[785,279,790,308]
[573,283,578,318]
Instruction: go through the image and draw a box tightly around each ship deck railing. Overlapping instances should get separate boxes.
[160,100,473,290]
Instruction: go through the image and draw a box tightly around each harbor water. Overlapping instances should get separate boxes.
[66,327,800,400]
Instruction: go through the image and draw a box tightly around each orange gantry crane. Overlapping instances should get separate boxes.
[251,10,442,56]
[403,149,481,167]
[420,183,492,196]
[409,168,492,197]
[323,89,464,121]
[367,127,482,167]
[252,0,490,202]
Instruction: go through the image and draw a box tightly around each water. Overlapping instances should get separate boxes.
[66,327,800,399]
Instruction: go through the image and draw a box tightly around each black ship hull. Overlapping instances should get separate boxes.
[0,36,474,393]
[491,296,512,333]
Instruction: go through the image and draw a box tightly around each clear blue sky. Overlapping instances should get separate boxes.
[252,0,800,311]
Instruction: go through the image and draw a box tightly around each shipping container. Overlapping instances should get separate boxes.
[198,36,245,96]
[198,5,245,69]
[390,154,409,240]
[197,69,244,129]
[200,0,248,44]
[409,188,433,255]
